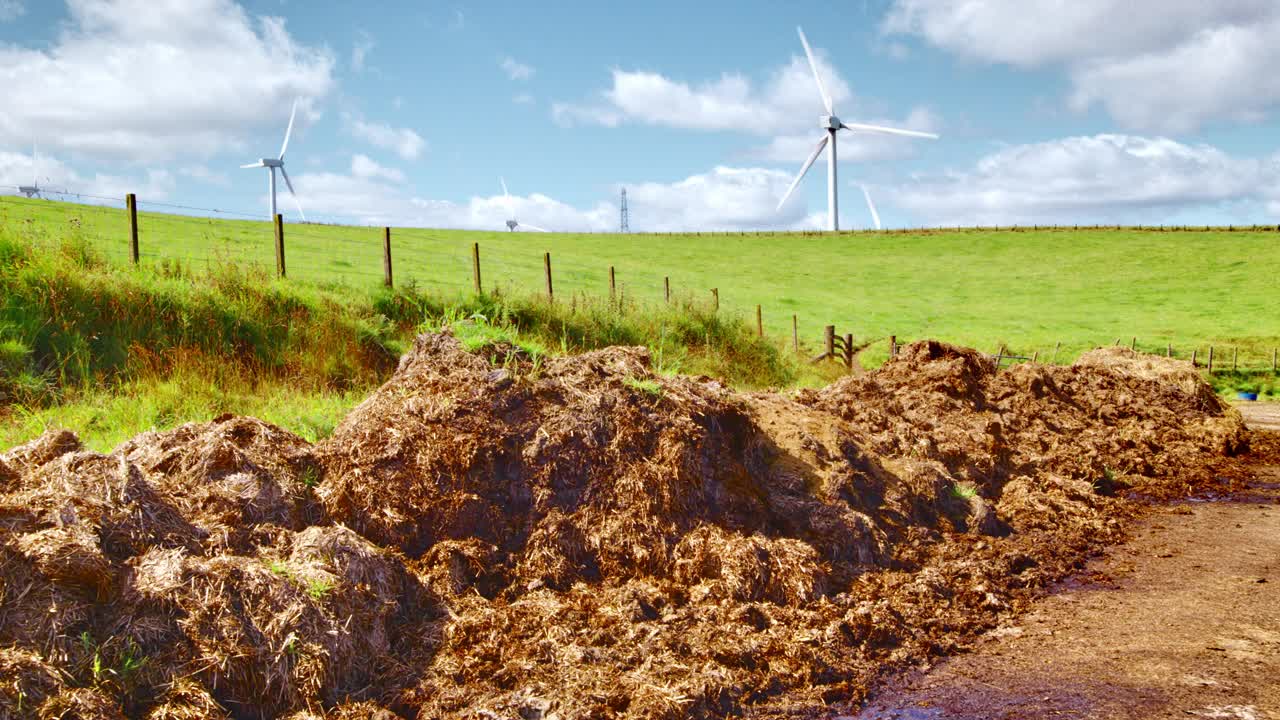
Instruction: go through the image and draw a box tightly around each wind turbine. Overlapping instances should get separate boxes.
[500,177,549,232]
[862,185,881,230]
[776,27,939,232]
[17,143,41,198]
[241,100,305,221]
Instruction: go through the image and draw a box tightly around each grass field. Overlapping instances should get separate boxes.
[4,194,1277,369]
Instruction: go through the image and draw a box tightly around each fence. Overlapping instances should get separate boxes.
[2,190,1279,376]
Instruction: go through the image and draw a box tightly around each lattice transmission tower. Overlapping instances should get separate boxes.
[620,188,630,233]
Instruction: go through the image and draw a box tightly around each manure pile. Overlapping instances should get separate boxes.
[0,335,1250,719]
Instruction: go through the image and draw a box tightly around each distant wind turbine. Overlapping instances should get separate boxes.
[241,100,305,221]
[500,177,549,232]
[776,27,938,231]
[18,143,41,198]
[862,185,881,230]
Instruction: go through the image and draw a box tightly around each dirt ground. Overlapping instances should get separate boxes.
[847,407,1280,720]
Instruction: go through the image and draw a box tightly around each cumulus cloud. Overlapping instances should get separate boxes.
[882,0,1280,132]
[553,47,937,168]
[0,148,175,201]
[887,134,1280,226]
[350,154,404,183]
[500,56,534,81]
[344,116,427,160]
[286,165,824,232]
[0,0,334,162]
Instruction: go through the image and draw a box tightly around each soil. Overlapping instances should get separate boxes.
[0,337,1265,719]
[848,412,1280,720]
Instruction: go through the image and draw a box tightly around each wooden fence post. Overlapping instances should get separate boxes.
[1232,347,1237,372]
[1166,343,1172,358]
[994,346,1004,371]
[609,266,616,301]
[126,193,139,264]
[889,335,897,358]
[756,305,763,338]
[845,333,854,368]
[274,214,286,279]
[1052,341,1061,364]
[792,315,799,353]
[1273,348,1277,372]
[1208,346,1214,374]
[1032,350,1039,363]
[382,227,393,287]
[1192,348,1198,367]
[1130,337,1136,351]
[825,325,835,358]
[471,242,481,294]
[544,252,553,301]
[664,276,670,303]
[711,288,719,311]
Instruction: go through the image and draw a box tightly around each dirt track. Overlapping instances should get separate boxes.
[850,410,1280,720]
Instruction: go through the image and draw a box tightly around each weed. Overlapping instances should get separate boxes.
[299,466,321,489]
[623,376,664,398]
[950,483,979,501]
[305,578,334,600]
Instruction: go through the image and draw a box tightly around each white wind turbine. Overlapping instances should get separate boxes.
[862,185,881,230]
[18,143,41,198]
[776,27,938,232]
[241,100,305,221]
[500,177,549,232]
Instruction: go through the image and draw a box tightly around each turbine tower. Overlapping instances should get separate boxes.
[776,28,939,231]
[17,143,40,198]
[241,100,305,221]
[500,177,549,232]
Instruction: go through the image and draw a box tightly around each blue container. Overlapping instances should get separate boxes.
[1237,391,1259,401]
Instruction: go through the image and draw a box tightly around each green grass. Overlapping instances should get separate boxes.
[2,196,1277,451]
[0,207,799,451]
[5,196,1280,367]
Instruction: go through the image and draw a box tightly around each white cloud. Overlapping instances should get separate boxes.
[178,164,230,187]
[0,0,24,22]
[350,154,404,183]
[513,93,535,106]
[0,148,175,201]
[882,0,1280,132]
[552,50,937,167]
[287,165,823,232]
[553,54,852,134]
[351,30,375,73]
[500,56,534,81]
[344,115,427,160]
[0,0,334,162]
[887,134,1280,226]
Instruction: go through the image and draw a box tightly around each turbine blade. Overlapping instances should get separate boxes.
[279,99,298,160]
[521,224,550,233]
[500,177,510,200]
[840,122,939,139]
[280,166,306,222]
[775,134,829,212]
[862,185,881,230]
[241,162,265,168]
[797,27,834,116]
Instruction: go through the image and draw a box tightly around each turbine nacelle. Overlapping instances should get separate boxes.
[821,115,842,131]
[262,158,283,168]
[17,185,39,198]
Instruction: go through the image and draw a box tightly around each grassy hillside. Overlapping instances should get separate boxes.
[4,195,1278,369]
[0,212,798,451]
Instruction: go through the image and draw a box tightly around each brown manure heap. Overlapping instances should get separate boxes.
[0,335,1251,719]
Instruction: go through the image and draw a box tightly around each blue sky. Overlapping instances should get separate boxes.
[2,0,1280,230]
